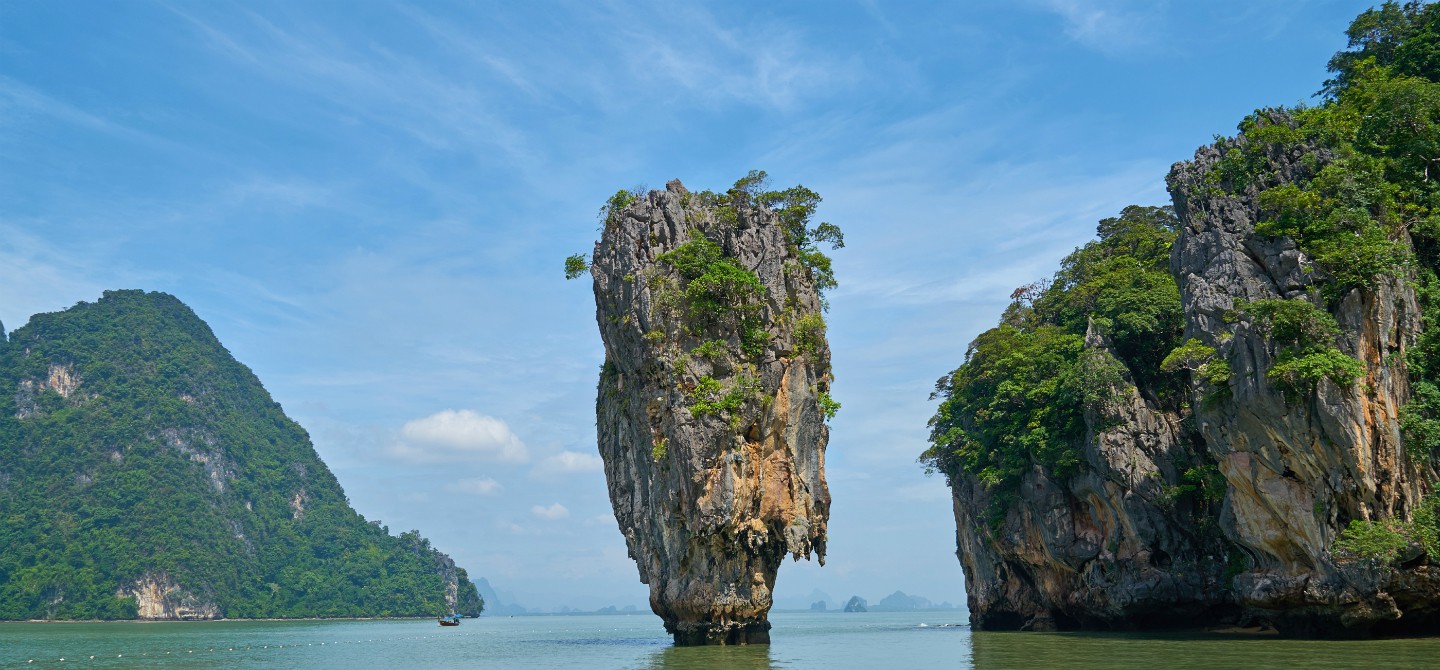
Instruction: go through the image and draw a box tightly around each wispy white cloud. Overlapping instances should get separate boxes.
[0,76,162,145]
[531,503,569,521]
[1034,0,1163,54]
[532,450,603,477]
[606,3,855,113]
[219,177,339,212]
[172,5,538,174]
[388,409,529,463]
[446,477,504,496]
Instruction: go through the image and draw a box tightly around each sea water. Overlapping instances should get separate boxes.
[4,611,1440,669]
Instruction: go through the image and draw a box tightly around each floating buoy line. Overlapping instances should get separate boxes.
[9,628,484,666]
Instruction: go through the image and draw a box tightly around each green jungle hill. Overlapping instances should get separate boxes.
[0,290,482,620]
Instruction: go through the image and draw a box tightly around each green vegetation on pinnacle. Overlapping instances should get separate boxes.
[568,170,844,300]
[573,171,844,423]
[0,290,481,620]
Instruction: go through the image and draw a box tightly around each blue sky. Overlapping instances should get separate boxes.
[2,1,1372,612]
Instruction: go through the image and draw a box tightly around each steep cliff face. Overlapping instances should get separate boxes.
[951,326,1236,631]
[590,179,832,645]
[1168,118,1440,635]
[939,108,1440,637]
[931,3,1440,632]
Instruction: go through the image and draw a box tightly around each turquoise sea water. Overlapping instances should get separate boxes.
[5,611,1440,669]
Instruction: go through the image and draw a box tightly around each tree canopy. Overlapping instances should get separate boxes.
[924,206,1184,491]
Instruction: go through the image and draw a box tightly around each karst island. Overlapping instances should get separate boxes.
[568,172,841,644]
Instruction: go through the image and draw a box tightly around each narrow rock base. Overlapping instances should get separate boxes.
[668,619,772,646]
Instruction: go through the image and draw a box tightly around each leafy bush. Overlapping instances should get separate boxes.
[1401,380,1440,456]
[1328,490,1440,565]
[657,232,764,328]
[1233,298,1364,395]
[924,206,1184,491]
[1161,338,1233,386]
[1269,349,1366,391]
[692,339,728,359]
[740,323,770,358]
[793,313,826,357]
[1030,205,1184,397]
[818,392,841,421]
[598,187,643,225]
[687,375,752,417]
[1238,298,1343,347]
[564,253,589,280]
[924,324,1087,490]
[1334,519,1411,563]
[1411,490,1440,559]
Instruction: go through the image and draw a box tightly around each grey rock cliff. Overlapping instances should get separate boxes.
[1167,114,1440,635]
[954,326,1236,631]
[950,113,1440,637]
[590,180,831,645]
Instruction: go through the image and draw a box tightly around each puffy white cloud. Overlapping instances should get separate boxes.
[532,450,603,477]
[445,477,503,496]
[387,409,528,463]
[531,503,569,520]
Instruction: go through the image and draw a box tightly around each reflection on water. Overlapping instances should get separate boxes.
[644,643,774,670]
[970,630,1440,670]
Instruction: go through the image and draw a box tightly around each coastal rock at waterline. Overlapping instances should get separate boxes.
[1167,114,1439,635]
[945,110,1440,637]
[116,573,221,620]
[954,326,1237,631]
[590,180,832,645]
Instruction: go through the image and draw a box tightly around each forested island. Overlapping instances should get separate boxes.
[0,290,481,620]
[924,2,1440,637]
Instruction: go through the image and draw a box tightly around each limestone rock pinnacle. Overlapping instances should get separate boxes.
[589,182,832,645]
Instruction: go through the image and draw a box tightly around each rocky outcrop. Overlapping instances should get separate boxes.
[948,112,1440,637]
[15,363,85,420]
[954,327,1237,631]
[117,573,221,620]
[1167,114,1440,636]
[590,179,832,645]
[428,549,482,616]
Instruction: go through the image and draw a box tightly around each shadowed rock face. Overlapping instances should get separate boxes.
[590,180,831,645]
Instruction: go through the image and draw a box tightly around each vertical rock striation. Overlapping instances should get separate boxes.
[590,179,832,645]
[1167,114,1440,635]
